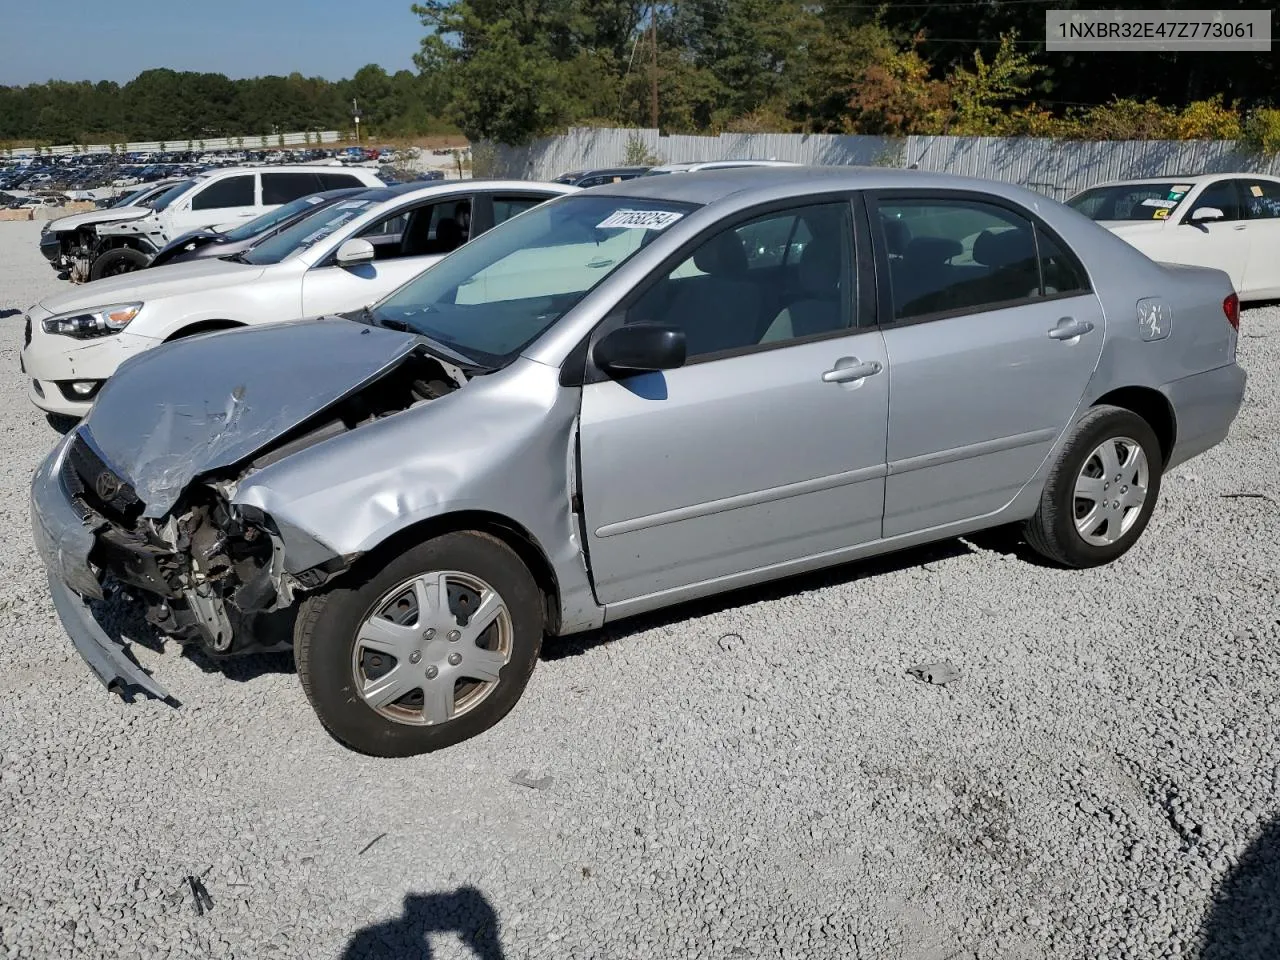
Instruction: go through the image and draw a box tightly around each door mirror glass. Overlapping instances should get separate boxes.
[593,322,686,375]
[335,237,375,267]
[1190,206,1225,223]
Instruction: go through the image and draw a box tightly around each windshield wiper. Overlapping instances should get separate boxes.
[220,250,251,264]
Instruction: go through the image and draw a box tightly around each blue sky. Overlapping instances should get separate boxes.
[2,0,424,85]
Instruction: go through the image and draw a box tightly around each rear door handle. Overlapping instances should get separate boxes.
[1047,318,1095,341]
[822,357,882,383]
[1233,223,1248,231]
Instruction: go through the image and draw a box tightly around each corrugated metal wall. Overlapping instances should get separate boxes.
[484,126,1280,197]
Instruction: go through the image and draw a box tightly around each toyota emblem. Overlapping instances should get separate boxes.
[95,471,121,500]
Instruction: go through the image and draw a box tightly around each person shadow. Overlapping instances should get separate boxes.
[1198,816,1280,959]
[341,887,506,960]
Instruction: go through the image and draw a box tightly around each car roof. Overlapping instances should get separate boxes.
[582,164,1054,207]
[347,179,577,204]
[1084,172,1280,190]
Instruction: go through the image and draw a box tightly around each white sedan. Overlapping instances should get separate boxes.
[21,180,578,416]
[1066,173,1280,301]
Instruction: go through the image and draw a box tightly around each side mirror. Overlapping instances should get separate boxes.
[1189,206,1225,223]
[335,237,375,267]
[593,322,686,376]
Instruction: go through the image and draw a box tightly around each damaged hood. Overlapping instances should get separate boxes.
[44,207,153,234]
[79,317,420,518]
[37,258,267,317]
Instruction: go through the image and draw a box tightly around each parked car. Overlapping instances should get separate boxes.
[83,165,386,281]
[553,166,651,187]
[1066,173,1280,302]
[31,167,1246,756]
[21,179,577,416]
[641,160,799,176]
[146,188,366,269]
[40,179,190,281]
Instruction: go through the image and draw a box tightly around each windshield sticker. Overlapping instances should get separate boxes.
[1141,198,1178,208]
[305,196,326,205]
[334,200,371,211]
[1171,184,1192,193]
[1153,208,1170,219]
[596,209,684,231]
[1251,184,1264,197]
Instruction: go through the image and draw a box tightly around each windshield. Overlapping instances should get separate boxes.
[151,179,195,212]
[222,193,335,243]
[1066,182,1193,221]
[370,195,695,367]
[241,196,381,265]
[112,186,153,209]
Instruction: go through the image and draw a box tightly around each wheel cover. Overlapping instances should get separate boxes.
[1073,436,1149,547]
[351,570,513,727]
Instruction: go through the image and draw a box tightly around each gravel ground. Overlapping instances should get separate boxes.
[1,217,1278,960]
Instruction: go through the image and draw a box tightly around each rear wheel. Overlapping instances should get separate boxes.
[1024,405,1163,568]
[88,247,150,280]
[295,531,544,757]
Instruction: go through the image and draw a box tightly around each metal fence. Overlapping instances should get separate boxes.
[2,130,343,159]
[483,126,1280,198]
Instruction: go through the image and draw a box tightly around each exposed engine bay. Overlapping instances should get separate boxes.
[64,349,467,657]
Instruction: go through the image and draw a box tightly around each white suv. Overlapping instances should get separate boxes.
[85,165,385,280]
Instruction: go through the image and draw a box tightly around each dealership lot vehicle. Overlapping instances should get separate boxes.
[553,166,651,187]
[82,165,385,281]
[39,179,187,279]
[20,180,577,416]
[641,159,799,176]
[1067,173,1280,301]
[31,166,1245,757]
[145,188,366,269]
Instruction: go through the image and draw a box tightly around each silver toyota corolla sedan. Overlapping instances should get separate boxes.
[31,167,1247,756]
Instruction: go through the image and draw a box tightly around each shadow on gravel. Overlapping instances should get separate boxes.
[44,412,80,434]
[0,308,20,318]
[1198,816,1280,960]
[543,534,990,661]
[341,886,506,959]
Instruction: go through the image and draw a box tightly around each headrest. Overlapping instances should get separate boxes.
[972,228,1034,268]
[881,218,909,255]
[693,230,748,276]
[904,236,962,265]
[436,218,463,249]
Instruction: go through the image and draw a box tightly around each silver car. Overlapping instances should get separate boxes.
[31,167,1247,756]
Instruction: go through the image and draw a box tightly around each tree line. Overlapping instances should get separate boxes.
[412,0,1280,147]
[0,65,455,145]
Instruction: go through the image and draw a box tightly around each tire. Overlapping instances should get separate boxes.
[295,531,544,757]
[88,247,150,280]
[1024,404,1163,568]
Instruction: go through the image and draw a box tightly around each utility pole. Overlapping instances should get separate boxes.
[649,5,659,130]
[352,98,362,144]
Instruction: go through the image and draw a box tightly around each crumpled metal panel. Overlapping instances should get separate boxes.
[80,316,419,518]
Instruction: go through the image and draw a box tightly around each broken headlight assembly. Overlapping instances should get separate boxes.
[42,302,143,339]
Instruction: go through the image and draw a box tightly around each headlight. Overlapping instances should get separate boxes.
[41,303,143,339]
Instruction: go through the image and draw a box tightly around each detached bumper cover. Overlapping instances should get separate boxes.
[30,435,172,701]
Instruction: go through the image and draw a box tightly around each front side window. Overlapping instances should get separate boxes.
[878,199,1047,320]
[359,197,472,259]
[371,196,695,366]
[627,202,854,359]
[1185,180,1242,222]
[191,174,255,211]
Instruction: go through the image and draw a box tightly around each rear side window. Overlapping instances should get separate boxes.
[878,199,1048,321]
[318,173,366,190]
[1243,179,1280,219]
[262,172,323,204]
[1036,227,1088,296]
[191,175,255,211]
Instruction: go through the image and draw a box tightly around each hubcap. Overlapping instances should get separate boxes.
[1073,437,1149,547]
[351,570,513,726]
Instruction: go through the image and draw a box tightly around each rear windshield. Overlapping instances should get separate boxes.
[1066,182,1193,221]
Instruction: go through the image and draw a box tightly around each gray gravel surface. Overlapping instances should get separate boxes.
[1,217,1278,960]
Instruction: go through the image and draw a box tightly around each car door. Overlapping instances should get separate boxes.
[1169,178,1251,290]
[869,192,1104,537]
[300,194,478,316]
[171,173,259,234]
[1239,177,1280,298]
[577,198,889,605]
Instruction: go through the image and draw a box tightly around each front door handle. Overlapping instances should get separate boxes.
[1047,317,1095,341]
[822,357,882,383]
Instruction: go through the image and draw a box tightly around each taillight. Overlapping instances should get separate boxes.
[1223,293,1240,331]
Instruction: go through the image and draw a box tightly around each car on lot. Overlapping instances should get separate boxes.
[31,166,1246,757]
[20,179,578,416]
[83,165,386,281]
[1066,173,1280,302]
[40,180,188,279]
[553,166,651,187]
[145,188,366,269]
[641,160,798,176]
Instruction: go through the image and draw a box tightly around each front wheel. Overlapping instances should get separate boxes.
[1024,404,1164,568]
[88,247,150,280]
[295,531,544,757]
